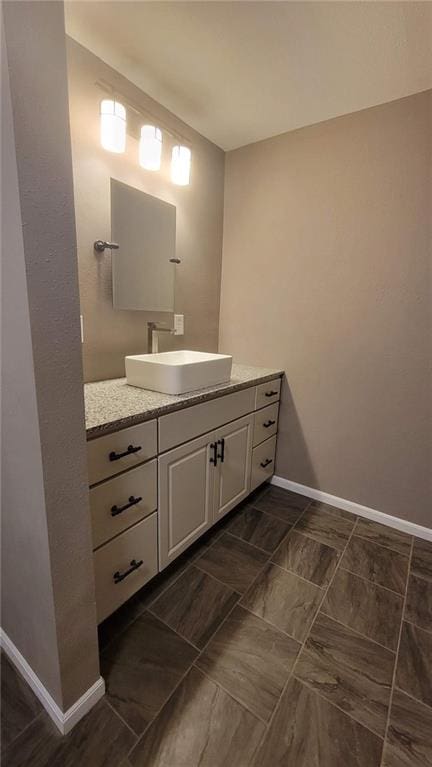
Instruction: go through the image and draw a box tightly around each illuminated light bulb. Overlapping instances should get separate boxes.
[171,145,191,186]
[139,125,162,170]
[100,99,126,153]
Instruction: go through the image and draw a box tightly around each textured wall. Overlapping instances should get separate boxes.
[67,39,225,382]
[2,1,100,710]
[220,91,432,527]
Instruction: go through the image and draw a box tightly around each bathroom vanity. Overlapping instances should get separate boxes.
[85,364,282,623]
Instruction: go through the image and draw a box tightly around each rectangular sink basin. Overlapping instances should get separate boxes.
[125,350,233,395]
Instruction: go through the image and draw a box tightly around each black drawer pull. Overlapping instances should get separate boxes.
[260,458,273,468]
[111,496,142,517]
[265,390,278,398]
[113,559,143,584]
[109,444,142,462]
[263,419,276,428]
[210,442,218,465]
[217,438,225,463]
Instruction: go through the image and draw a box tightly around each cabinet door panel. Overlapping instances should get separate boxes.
[214,414,253,522]
[159,432,215,569]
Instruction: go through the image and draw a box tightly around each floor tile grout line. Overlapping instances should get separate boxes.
[1,710,45,754]
[290,515,360,678]
[265,559,328,590]
[250,514,361,758]
[380,536,414,767]
[403,616,432,636]
[350,531,412,559]
[104,697,139,740]
[193,665,269,727]
[392,682,432,713]
[134,500,315,757]
[101,512,243,655]
[338,565,406,596]
[125,644,204,761]
[318,609,397,654]
[291,673,386,741]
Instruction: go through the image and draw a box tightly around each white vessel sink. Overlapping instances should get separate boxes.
[125,350,233,395]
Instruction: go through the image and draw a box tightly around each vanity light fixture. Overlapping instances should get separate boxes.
[100,99,126,153]
[139,125,162,171]
[171,145,191,186]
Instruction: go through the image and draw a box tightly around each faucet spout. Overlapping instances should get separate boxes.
[147,321,175,353]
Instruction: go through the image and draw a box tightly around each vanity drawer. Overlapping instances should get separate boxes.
[159,386,255,452]
[253,403,279,447]
[255,378,281,410]
[250,435,277,491]
[94,512,158,623]
[87,420,157,485]
[90,460,157,549]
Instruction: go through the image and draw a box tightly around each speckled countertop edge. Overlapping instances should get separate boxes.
[85,363,284,439]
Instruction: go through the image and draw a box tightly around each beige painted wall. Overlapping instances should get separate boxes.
[2,1,100,710]
[220,91,431,528]
[67,40,225,383]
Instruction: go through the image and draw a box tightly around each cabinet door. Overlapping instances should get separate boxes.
[213,414,253,522]
[159,432,216,569]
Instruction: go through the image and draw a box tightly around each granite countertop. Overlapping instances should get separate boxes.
[84,363,283,439]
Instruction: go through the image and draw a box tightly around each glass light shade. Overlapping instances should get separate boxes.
[139,125,162,170]
[171,145,191,186]
[100,99,126,153]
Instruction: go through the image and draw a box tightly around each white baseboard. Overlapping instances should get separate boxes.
[271,476,432,542]
[0,629,105,734]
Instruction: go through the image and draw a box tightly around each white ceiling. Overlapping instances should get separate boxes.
[65,1,432,151]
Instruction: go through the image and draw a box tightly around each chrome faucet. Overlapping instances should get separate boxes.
[147,322,174,354]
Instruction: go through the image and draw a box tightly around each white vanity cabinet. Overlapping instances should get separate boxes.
[86,374,281,622]
[158,413,254,568]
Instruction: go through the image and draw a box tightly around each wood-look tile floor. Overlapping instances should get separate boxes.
[2,485,432,766]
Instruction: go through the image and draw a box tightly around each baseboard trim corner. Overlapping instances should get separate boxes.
[271,476,432,542]
[0,628,105,734]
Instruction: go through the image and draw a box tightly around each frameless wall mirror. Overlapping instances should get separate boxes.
[111,179,176,311]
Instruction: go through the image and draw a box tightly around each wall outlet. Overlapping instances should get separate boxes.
[174,314,184,336]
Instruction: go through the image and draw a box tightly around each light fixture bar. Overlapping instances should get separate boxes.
[95,79,191,150]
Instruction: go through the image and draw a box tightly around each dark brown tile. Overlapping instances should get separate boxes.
[296,613,394,736]
[405,573,432,632]
[254,676,383,767]
[383,688,432,767]
[101,611,198,734]
[1,653,42,751]
[196,605,300,721]
[354,518,411,556]
[150,565,238,648]
[227,506,291,553]
[194,533,268,593]
[2,700,135,767]
[295,507,354,551]
[411,537,432,581]
[308,499,354,521]
[272,530,339,586]
[253,485,310,523]
[322,569,403,650]
[241,562,322,641]
[341,536,409,593]
[129,666,265,767]
[396,621,432,707]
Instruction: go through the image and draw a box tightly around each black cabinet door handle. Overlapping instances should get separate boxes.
[217,438,225,463]
[109,444,142,462]
[265,390,278,398]
[210,442,218,465]
[263,419,276,428]
[111,496,143,517]
[113,559,143,584]
[260,458,273,468]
